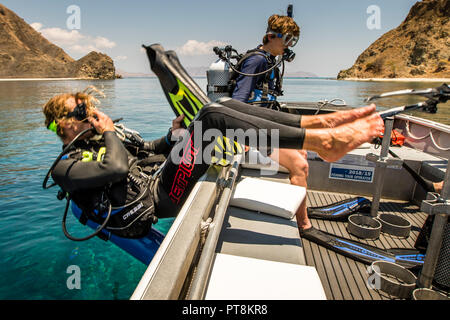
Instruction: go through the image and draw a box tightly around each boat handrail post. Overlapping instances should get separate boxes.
[367,117,403,217]
[187,153,243,300]
[419,160,450,288]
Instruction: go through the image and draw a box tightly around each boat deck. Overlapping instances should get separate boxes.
[303,190,427,300]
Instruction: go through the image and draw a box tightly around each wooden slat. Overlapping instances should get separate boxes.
[302,190,427,300]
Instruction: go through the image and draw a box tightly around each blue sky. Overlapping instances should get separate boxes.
[2,0,418,76]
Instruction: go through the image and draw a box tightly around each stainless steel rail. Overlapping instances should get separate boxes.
[419,161,450,288]
[187,154,243,300]
[131,165,228,300]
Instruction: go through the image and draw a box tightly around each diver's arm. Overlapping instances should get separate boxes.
[144,115,185,154]
[52,131,129,193]
[143,133,173,155]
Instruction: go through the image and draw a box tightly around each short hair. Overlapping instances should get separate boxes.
[263,14,300,44]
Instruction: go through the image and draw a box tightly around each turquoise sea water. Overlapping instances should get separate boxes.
[0,77,448,300]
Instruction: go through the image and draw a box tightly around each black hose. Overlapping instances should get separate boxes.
[43,118,122,190]
[227,53,284,77]
[42,127,95,190]
[62,195,113,242]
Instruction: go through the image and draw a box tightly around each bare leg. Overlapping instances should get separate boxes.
[300,104,376,129]
[303,113,384,163]
[270,149,311,230]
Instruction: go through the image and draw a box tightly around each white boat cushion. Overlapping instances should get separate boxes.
[230,177,306,220]
[205,253,327,300]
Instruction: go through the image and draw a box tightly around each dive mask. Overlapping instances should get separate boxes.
[67,102,88,121]
[47,102,89,133]
[267,31,299,48]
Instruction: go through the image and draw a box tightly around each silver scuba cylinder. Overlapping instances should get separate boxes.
[207,59,231,102]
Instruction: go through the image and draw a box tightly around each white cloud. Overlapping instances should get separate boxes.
[114,55,128,61]
[31,22,43,31]
[40,28,85,45]
[94,36,116,49]
[177,40,226,56]
[31,22,116,56]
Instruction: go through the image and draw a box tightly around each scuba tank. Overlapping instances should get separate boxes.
[206,58,231,102]
[206,45,295,103]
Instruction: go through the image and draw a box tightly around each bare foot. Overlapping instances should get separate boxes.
[433,181,444,194]
[304,113,384,162]
[297,219,312,231]
[301,104,376,129]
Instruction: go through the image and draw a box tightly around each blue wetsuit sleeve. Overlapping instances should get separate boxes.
[231,55,267,102]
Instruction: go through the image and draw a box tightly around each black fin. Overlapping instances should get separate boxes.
[307,197,371,221]
[143,43,208,128]
[300,227,424,269]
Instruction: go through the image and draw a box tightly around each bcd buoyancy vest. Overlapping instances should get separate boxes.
[61,143,165,240]
[229,48,283,106]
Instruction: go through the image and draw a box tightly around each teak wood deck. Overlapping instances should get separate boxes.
[302,190,428,300]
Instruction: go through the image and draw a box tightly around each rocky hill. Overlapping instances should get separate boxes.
[0,3,115,79]
[338,0,450,80]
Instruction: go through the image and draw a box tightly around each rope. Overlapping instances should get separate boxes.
[405,121,450,151]
[200,218,212,247]
[430,131,450,151]
[314,98,347,115]
[405,121,430,140]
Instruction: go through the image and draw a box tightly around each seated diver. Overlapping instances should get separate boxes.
[43,90,384,240]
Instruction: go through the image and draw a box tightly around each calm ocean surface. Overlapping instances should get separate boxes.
[0,77,448,300]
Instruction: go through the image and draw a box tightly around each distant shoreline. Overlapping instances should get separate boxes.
[341,77,450,83]
[2,76,448,83]
[0,78,91,82]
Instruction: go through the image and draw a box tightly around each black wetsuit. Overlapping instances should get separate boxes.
[52,99,305,231]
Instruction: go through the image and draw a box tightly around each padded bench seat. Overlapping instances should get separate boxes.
[215,169,306,266]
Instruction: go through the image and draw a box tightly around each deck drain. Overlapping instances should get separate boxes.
[347,214,381,239]
[378,214,411,238]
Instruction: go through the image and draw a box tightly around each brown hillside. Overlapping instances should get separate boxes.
[338,0,450,79]
[0,3,115,79]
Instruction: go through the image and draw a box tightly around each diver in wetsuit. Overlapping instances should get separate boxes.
[43,90,384,239]
[231,14,316,231]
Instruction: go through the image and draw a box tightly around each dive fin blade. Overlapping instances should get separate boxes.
[165,50,210,104]
[143,43,208,128]
[307,197,371,221]
[143,44,179,95]
[300,227,424,269]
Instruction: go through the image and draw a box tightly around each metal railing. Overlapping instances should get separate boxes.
[186,154,243,299]
[131,164,230,300]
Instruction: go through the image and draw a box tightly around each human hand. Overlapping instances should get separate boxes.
[172,115,185,130]
[88,109,115,134]
[171,115,186,139]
